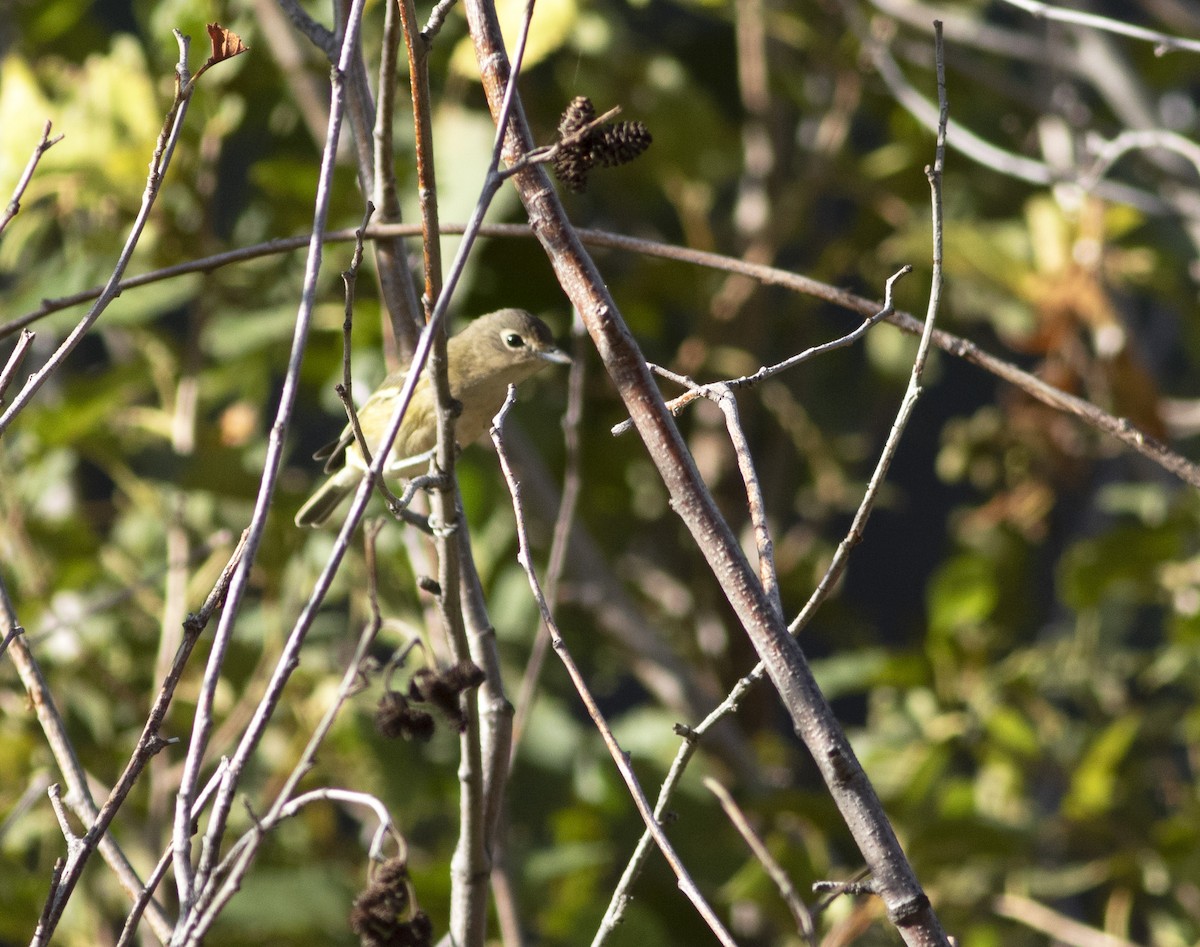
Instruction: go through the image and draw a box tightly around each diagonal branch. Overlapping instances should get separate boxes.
[461,0,953,942]
[0,120,63,238]
[0,34,199,437]
[491,394,739,947]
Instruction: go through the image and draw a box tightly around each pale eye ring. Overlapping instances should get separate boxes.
[503,332,525,349]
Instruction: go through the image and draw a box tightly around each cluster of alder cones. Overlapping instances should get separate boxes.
[551,95,652,192]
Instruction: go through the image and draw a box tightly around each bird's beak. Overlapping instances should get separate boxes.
[539,346,573,365]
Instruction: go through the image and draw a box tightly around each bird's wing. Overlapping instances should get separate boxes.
[314,427,355,472]
[314,366,414,472]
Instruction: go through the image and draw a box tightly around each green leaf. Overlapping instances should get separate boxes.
[1063,716,1140,820]
[928,553,999,637]
[1059,525,1181,610]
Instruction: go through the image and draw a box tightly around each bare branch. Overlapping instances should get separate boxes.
[9,216,1194,488]
[0,33,198,437]
[184,526,398,941]
[0,121,63,238]
[714,387,782,615]
[705,778,817,945]
[460,0,953,938]
[422,0,459,42]
[510,312,586,753]
[998,0,1200,55]
[373,0,423,354]
[610,266,911,435]
[491,394,740,947]
[169,7,371,937]
[0,329,35,410]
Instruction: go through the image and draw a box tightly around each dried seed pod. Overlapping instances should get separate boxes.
[551,97,651,192]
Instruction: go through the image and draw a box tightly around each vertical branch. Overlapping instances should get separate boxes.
[714,386,782,617]
[271,0,423,346]
[396,0,444,311]
[394,1,485,942]
[455,529,514,839]
[181,524,396,941]
[788,24,946,637]
[332,0,378,189]
[169,6,369,933]
[391,0,545,940]
[373,0,423,356]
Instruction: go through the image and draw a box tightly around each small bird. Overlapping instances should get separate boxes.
[294,309,571,527]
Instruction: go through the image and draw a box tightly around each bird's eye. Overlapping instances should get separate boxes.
[503,332,525,349]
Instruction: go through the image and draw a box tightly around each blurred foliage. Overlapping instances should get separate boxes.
[4,1,1200,945]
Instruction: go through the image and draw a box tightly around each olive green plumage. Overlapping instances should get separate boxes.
[295,309,570,527]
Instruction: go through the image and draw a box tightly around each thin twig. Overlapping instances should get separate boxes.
[0,329,35,408]
[341,203,374,398]
[0,35,198,438]
[373,0,423,356]
[422,0,459,41]
[169,7,370,940]
[461,0,955,936]
[491,394,741,947]
[1,121,63,237]
[187,524,397,939]
[714,387,783,615]
[705,778,817,945]
[594,700,757,941]
[332,201,423,525]
[275,788,398,860]
[610,266,911,435]
[510,311,586,754]
[790,39,948,636]
[115,761,230,947]
[7,217,1194,486]
[999,0,1200,55]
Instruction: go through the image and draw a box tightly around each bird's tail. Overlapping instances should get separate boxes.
[294,468,361,527]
